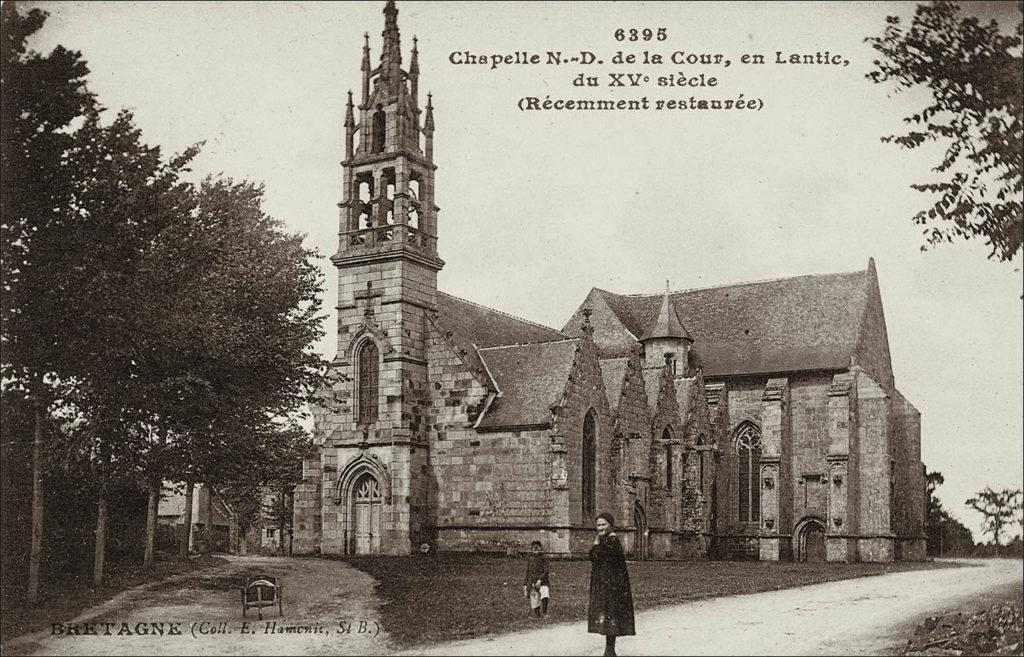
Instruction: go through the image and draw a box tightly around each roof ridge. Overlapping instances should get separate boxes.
[477,337,581,351]
[608,267,868,298]
[438,290,566,335]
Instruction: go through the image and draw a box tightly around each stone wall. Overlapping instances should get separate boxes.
[853,370,894,562]
[553,330,615,532]
[608,350,654,541]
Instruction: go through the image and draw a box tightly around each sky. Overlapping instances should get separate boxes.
[24,0,1023,540]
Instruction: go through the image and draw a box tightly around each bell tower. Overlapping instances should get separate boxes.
[323,0,440,555]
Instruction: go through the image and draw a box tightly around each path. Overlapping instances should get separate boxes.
[5,555,390,656]
[406,559,1023,656]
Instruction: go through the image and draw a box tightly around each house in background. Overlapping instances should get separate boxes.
[157,484,234,553]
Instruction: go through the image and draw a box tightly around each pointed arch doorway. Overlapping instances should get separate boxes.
[632,502,649,560]
[352,472,383,555]
[795,517,827,563]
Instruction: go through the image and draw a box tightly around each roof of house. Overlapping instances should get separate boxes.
[476,339,579,429]
[589,269,871,378]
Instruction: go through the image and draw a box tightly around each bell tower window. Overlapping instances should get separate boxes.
[357,340,380,424]
[372,105,386,153]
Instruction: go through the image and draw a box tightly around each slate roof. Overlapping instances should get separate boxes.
[476,339,580,429]
[640,293,693,341]
[436,292,567,348]
[599,358,630,413]
[591,269,870,378]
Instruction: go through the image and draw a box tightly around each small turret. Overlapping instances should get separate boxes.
[640,282,694,376]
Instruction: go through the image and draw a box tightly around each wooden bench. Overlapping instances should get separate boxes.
[240,576,282,619]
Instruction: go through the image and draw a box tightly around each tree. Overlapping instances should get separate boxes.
[867,1,1023,262]
[1,3,95,602]
[138,176,326,559]
[966,486,1023,546]
[924,470,976,556]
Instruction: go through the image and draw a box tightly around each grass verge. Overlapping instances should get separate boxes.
[341,554,958,648]
[0,553,228,643]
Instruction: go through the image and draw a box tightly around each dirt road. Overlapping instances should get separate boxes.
[406,559,1023,656]
[5,555,390,656]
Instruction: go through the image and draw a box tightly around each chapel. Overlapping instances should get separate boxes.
[292,1,927,563]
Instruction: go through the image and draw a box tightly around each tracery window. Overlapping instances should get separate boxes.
[355,474,382,501]
[357,340,379,424]
[582,409,597,519]
[736,422,762,522]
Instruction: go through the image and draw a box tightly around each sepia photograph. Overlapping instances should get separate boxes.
[1,1,1022,655]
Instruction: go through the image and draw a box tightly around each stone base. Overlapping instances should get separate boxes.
[856,536,895,562]
[826,536,853,562]
[897,537,927,561]
[759,537,780,561]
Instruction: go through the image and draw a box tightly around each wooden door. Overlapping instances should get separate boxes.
[352,474,382,555]
[804,524,826,562]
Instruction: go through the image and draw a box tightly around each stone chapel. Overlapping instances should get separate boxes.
[292,1,927,563]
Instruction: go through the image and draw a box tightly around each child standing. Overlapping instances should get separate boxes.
[522,540,551,618]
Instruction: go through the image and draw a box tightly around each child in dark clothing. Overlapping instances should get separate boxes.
[522,540,551,617]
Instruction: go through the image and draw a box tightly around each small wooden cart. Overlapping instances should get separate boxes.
[241,576,283,620]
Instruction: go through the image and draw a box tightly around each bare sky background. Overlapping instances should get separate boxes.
[24,0,1023,540]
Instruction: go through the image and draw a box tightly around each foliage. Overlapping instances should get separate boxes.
[867,1,1023,262]
[924,470,976,556]
[966,486,1023,546]
[1,3,94,399]
[1,2,327,590]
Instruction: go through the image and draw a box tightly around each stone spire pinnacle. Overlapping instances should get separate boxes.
[424,92,435,132]
[640,287,693,342]
[344,90,355,127]
[380,0,402,77]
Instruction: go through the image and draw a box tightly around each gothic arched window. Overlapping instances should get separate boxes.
[696,434,706,497]
[662,427,673,492]
[736,422,762,522]
[357,340,379,424]
[582,409,597,519]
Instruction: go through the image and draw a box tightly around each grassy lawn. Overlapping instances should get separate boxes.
[341,554,959,648]
[0,553,228,643]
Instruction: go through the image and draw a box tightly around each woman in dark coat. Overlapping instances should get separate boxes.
[588,512,635,656]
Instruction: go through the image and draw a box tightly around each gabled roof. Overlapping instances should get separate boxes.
[599,357,630,413]
[476,339,580,429]
[436,292,567,348]
[640,292,693,341]
[586,268,872,378]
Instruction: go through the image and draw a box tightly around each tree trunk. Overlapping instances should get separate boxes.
[278,489,286,555]
[144,481,159,567]
[203,485,213,555]
[179,481,194,558]
[27,404,45,603]
[143,431,166,567]
[93,491,107,587]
